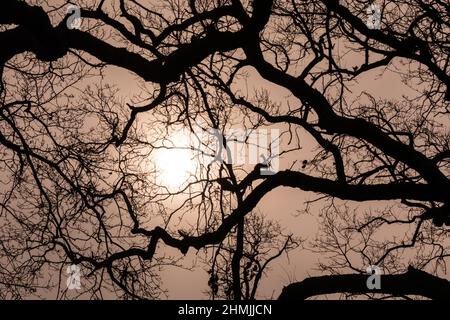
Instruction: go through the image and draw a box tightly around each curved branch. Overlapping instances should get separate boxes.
[278,266,450,300]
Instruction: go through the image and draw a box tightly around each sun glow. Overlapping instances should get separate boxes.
[153,133,197,190]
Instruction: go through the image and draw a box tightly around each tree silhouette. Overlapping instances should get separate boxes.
[0,0,449,299]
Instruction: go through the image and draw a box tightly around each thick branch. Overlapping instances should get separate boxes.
[243,43,450,189]
[0,0,273,83]
[278,266,450,300]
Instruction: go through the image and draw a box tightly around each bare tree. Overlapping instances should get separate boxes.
[0,0,449,299]
[206,211,300,300]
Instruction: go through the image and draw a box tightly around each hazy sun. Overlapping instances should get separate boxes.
[153,133,197,190]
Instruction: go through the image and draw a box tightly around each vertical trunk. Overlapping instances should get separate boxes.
[231,218,244,300]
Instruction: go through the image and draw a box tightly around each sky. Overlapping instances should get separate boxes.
[1,0,448,300]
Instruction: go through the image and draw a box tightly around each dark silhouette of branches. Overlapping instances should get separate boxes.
[279,266,450,300]
[0,0,449,299]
